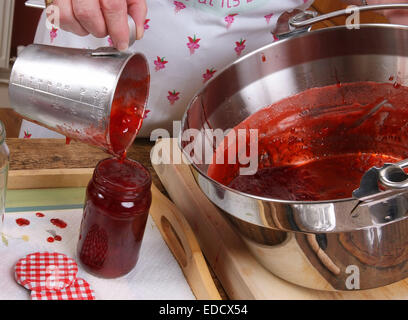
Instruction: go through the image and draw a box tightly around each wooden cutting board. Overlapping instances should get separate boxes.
[151,138,408,299]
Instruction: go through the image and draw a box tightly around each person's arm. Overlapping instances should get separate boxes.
[50,0,147,51]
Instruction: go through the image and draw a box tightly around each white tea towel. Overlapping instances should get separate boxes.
[0,209,195,300]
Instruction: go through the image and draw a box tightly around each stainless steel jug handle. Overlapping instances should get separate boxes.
[25,0,138,47]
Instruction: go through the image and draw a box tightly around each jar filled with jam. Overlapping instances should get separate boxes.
[77,157,152,278]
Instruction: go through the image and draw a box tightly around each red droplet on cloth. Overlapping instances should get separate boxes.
[54,235,62,241]
[36,212,45,217]
[14,252,78,291]
[50,218,67,228]
[47,237,54,243]
[30,278,95,300]
[16,218,30,226]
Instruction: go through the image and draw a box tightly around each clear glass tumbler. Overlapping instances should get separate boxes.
[0,120,9,231]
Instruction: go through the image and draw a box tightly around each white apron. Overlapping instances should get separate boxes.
[20,0,313,138]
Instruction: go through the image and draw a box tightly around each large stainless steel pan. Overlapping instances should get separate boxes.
[180,24,408,291]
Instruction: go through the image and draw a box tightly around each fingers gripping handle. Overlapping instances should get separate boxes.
[25,1,137,48]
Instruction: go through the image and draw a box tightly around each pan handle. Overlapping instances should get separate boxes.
[379,159,408,190]
[290,3,408,29]
[276,4,408,39]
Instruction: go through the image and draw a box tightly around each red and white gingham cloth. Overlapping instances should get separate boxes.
[31,278,95,300]
[15,252,78,292]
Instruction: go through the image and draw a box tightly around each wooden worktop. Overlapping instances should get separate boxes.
[7,138,165,193]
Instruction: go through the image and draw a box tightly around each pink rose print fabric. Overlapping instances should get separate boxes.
[174,1,186,13]
[187,35,200,55]
[143,109,151,119]
[203,68,216,83]
[264,13,273,24]
[144,19,150,30]
[235,39,246,56]
[225,14,238,29]
[49,27,58,43]
[167,90,180,105]
[154,56,168,71]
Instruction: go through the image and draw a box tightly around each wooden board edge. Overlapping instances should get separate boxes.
[150,184,222,300]
[8,168,94,189]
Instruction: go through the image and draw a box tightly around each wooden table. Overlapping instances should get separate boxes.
[6,137,227,299]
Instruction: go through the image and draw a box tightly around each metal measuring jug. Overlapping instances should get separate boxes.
[8,14,149,155]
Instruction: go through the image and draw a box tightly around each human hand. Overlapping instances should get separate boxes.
[50,0,147,50]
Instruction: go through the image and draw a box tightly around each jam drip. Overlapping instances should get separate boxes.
[108,78,147,157]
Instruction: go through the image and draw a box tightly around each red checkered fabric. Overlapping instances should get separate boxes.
[15,252,78,292]
[31,278,95,300]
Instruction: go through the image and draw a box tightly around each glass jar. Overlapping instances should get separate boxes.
[0,120,9,232]
[77,157,152,278]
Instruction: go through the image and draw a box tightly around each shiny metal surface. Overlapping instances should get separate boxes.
[290,4,408,28]
[0,121,9,234]
[278,4,408,39]
[379,159,408,189]
[181,25,408,290]
[24,1,46,9]
[8,44,149,152]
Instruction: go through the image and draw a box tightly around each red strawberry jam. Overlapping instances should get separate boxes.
[77,157,152,278]
[208,82,408,201]
[50,218,67,229]
[228,153,400,201]
[16,218,30,226]
[55,75,149,159]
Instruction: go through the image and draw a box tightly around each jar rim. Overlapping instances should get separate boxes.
[93,157,152,196]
